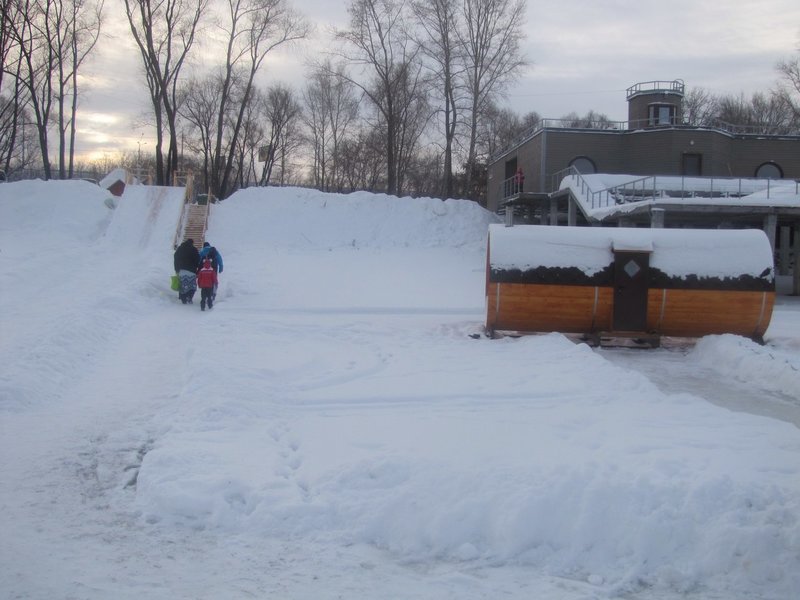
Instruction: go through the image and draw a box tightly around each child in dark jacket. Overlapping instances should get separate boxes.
[196,257,218,311]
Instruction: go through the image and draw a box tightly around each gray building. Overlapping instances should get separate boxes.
[486,80,800,295]
[487,80,799,211]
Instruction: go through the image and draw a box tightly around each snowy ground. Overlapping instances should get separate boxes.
[1,180,799,600]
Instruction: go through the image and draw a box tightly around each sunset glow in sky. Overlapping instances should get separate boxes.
[75,0,800,161]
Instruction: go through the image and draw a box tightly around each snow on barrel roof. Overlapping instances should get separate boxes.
[488,224,774,280]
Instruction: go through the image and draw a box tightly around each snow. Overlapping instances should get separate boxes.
[1,179,799,600]
[560,173,800,220]
[488,223,775,280]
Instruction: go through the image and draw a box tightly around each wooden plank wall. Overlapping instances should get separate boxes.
[486,283,774,339]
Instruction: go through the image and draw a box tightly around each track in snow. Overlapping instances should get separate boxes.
[597,345,800,429]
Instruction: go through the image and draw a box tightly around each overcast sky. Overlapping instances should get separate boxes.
[76,0,800,162]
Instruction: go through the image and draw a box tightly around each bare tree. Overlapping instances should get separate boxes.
[303,69,332,190]
[559,110,613,129]
[391,60,431,195]
[750,92,795,134]
[480,102,539,159]
[258,83,301,186]
[714,92,794,134]
[683,86,719,126]
[338,126,385,191]
[459,0,526,199]
[207,0,308,199]
[178,73,223,193]
[715,94,753,128]
[335,0,424,196]
[776,50,800,128]
[303,60,360,191]
[0,0,27,173]
[235,87,264,189]
[58,0,103,178]
[3,0,103,178]
[411,0,462,198]
[124,0,205,185]
[4,0,54,175]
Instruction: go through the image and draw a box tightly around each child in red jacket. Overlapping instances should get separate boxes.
[196,257,218,311]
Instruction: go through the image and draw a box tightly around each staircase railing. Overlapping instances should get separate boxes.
[552,168,799,211]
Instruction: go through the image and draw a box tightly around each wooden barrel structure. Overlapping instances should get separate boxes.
[485,224,775,341]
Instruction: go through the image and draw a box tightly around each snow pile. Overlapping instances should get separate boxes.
[131,329,800,598]
[0,179,112,248]
[216,187,499,250]
[1,179,799,600]
[692,334,800,398]
[0,181,184,412]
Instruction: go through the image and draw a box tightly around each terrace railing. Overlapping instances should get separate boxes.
[551,167,800,210]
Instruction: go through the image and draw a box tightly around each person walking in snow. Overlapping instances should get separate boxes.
[173,238,200,304]
[199,241,223,302]
[196,256,218,311]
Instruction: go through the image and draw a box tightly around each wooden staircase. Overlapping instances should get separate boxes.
[182,203,209,249]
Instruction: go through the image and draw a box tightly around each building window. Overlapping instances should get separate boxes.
[755,162,783,179]
[648,104,676,126]
[569,156,596,174]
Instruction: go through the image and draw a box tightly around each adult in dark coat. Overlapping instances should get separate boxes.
[173,239,200,303]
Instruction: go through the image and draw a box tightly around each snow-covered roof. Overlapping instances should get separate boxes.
[488,223,774,280]
[559,173,800,220]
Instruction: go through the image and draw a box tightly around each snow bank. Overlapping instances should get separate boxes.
[2,180,799,600]
[692,334,800,398]
[214,186,500,250]
[0,179,112,250]
[133,331,800,598]
[0,180,184,412]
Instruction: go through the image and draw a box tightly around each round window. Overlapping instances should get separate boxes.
[569,156,596,174]
[755,162,783,179]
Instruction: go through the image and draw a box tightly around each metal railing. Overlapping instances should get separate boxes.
[499,175,524,200]
[626,80,685,99]
[552,168,800,210]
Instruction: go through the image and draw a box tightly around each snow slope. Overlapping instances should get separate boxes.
[1,181,799,600]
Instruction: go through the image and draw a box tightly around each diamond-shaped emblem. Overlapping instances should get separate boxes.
[624,259,641,278]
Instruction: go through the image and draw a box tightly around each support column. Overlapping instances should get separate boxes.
[549,197,558,226]
[764,213,778,249]
[793,222,800,296]
[779,226,790,276]
[650,208,665,228]
[504,204,514,227]
[568,196,577,226]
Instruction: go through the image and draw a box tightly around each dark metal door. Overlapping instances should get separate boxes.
[681,153,702,176]
[613,251,650,331]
